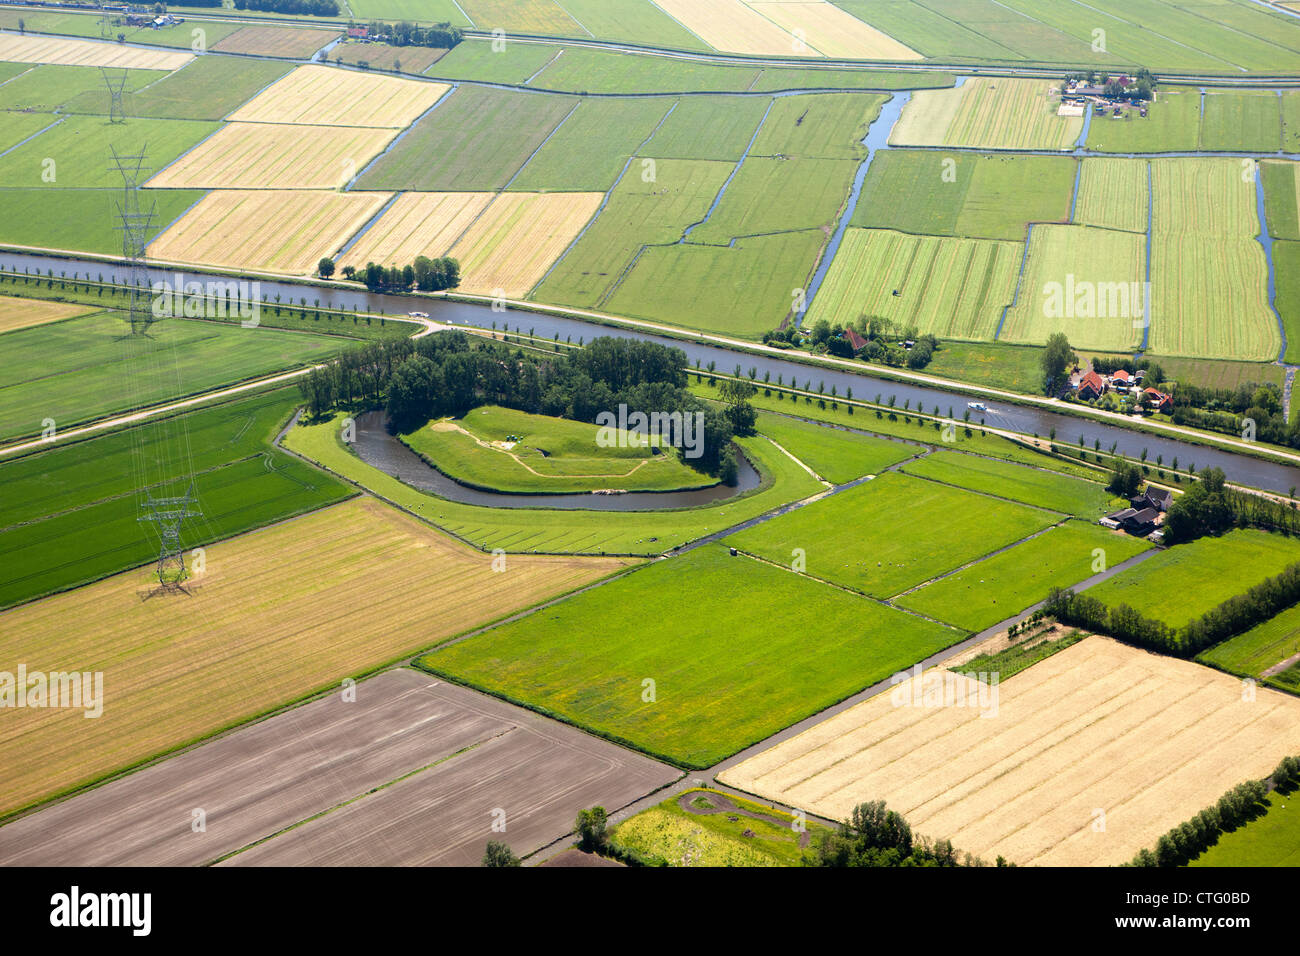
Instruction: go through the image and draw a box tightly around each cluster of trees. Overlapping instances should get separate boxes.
[1128,777,1274,867]
[1106,461,1144,499]
[233,0,340,16]
[765,316,939,370]
[1161,467,1300,543]
[1040,333,1077,395]
[360,20,463,47]
[1046,551,1300,658]
[805,801,992,867]
[300,334,744,479]
[334,257,460,292]
[1170,382,1296,447]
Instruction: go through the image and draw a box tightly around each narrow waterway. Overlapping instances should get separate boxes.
[8,252,1300,494]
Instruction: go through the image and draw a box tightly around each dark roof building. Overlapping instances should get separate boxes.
[1131,487,1172,513]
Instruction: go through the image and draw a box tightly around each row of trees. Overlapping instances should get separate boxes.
[1170,382,1297,447]
[1045,550,1300,657]
[1128,759,1299,868]
[233,0,340,16]
[299,334,744,478]
[327,257,461,293]
[361,20,463,48]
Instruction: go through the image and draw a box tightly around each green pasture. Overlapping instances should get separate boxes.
[728,470,1061,598]
[356,85,575,191]
[1089,529,1300,630]
[1085,91,1201,154]
[1074,158,1149,235]
[1200,91,1282,153]
[417,544,961,768]
[1189,794,1300,867]
[753,410,917,484]
[641,96,769,162]
[0,63,165,113]
[897,520,1150,632]
[66,56,295,120]
[688,157,858,245]
[1197,601,1300,677]
[509,97,671,192]
[0,187,204,255]
[400,404,715,493]
[750,93,883,161]
[901,449,1117,517]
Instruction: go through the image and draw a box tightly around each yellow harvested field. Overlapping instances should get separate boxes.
[746,2,921,59]
[449,191,603,297]
[212,25,342,59]
[339,191,493,270]
[0,496,635,817]
[149,190,391,275]
[0,297,95,333]
[720,637,1300,866]
[227,64,449,129]
[147,122,397,189]
[0,33,192,70]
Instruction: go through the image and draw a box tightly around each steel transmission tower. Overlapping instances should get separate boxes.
[109,146,158,336]
[109,146,203,595]
[100,67,127,125]
[138,484,203,595]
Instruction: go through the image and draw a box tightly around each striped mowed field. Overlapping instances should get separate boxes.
[892,78,1081,151]
[1000,224,1147,353]
[0,497,635,819]
[808,228,1021,340]
[1074,158,1149,235]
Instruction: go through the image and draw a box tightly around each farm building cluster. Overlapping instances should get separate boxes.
[1072,367,1173,413]
[1059,75,1150,119]
[1100,485,1172,540]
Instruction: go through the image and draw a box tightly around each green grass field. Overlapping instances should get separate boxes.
[719,384,1106,482]
[417,544,961,767]
[603,229,826,338]
[0,112,64,154]
[457,0,583,35]
[0,64,165,113]
[808,228,1021,341]
[1089,529,1300,630]
[65,56,295,120]
[1284,91,1300,154]
[955,628,1084,681]
[1085,91,1201,154]
[1148,235,1278,362]
[1275,240,1300,365]
[924,341,1048,395]
[530,157,732,309]
[543,0,712,50]
[508,97,671,192]
[425,38,560,85]
[753,411,917,484]
[1200,91,1282,153]
[750,93,882,161]
[1197,601,1300,677]
[1263,160,1300,242]
[0,187,205,255]
[1144,355,1287,392]
[688,157,858,245]
[0,116,218,189]
[728,470,1061,599]
[641,96,770,162]
[897,520,1150,631]
[852,150,1075,242]
[346,0,472,24]
[900,449,1118,517]
[356,85,575,191]
[0,387,352,609]
[1189,794,1300,867]
[400,405,715,493]
[1000,224,1146,353]
[1152,157,1260,240]
[0,9,242,47]
[1074,158,1149,235]
[611,789,823,866]
[284,411,825,555]
[0,312,343,441]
